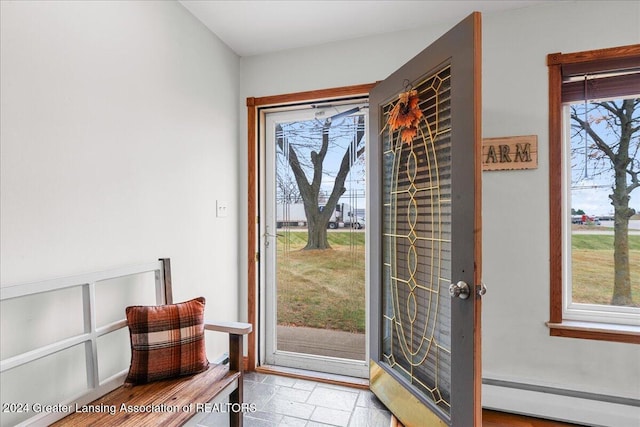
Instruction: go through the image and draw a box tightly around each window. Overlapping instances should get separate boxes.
[547,45,640,343]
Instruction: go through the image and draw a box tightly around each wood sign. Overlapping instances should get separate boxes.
[482,135,538,171]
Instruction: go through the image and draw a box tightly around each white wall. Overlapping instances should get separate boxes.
[239,1,640,425]
[1,0,240,354]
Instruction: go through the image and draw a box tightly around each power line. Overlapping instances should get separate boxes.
[571,184,610,190]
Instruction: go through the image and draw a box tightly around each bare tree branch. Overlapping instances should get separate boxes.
[274,113,366,249]
[571,106,616,161]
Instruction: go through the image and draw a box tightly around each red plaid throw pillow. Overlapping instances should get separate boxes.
[124,297,209,385]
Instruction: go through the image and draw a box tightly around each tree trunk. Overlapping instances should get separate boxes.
[611,168,633,306]
[305,212,331,250]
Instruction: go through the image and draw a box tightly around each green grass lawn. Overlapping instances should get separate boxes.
[572,234,640,307]
[275,231,639,332]
[276,232,366,333]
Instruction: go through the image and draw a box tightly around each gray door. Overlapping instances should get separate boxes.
[368,13,482,426]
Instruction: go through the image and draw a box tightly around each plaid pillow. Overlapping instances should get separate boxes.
[124,297,209,385]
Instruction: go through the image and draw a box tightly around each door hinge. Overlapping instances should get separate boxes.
[255,252,260,262]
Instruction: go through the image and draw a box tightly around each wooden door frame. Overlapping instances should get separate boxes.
[246,83,376,371]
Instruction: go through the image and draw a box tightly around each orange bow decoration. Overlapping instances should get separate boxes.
[387,90,423,144]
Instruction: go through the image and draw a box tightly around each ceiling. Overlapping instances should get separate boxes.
[179,0,558,57]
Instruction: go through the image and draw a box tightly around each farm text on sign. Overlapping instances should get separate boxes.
[482,135,538,171]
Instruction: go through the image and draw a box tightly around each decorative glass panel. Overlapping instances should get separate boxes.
[381,65,452,415]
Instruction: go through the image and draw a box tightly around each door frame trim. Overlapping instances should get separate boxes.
[246,83,376,371]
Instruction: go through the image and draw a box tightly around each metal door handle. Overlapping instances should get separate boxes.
[449,281,470,299]
[263,229,282,248]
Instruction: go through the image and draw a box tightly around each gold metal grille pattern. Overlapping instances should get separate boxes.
[381,65,452,415]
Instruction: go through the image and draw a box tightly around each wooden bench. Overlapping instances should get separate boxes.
[0,258,251,427]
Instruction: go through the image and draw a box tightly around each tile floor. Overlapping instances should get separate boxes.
[196,371,392,427]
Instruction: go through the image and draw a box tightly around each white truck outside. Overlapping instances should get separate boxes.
[276,202,357,229]
[276,203,308,227]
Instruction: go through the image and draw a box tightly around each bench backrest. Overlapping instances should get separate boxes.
[0,258,173,427]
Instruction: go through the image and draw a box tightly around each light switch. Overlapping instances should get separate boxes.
[216,200,229,218]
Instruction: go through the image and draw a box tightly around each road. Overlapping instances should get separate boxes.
[574,220,640,235]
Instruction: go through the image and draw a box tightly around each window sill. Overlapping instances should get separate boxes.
[546,320,640,344]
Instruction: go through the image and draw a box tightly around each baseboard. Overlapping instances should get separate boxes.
[482,379,640,427]
[255,364,370,389]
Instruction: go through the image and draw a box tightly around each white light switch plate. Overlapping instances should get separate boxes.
[216,200,229,218]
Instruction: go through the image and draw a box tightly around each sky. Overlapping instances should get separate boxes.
[572,184,639,217]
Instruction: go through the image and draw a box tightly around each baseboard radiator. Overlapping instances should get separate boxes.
[482,378,640,427]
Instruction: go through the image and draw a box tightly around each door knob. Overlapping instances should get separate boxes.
[449,281,470,299]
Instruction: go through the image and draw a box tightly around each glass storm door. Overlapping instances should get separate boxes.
[368,13,482,426]
[263,102,369,378]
